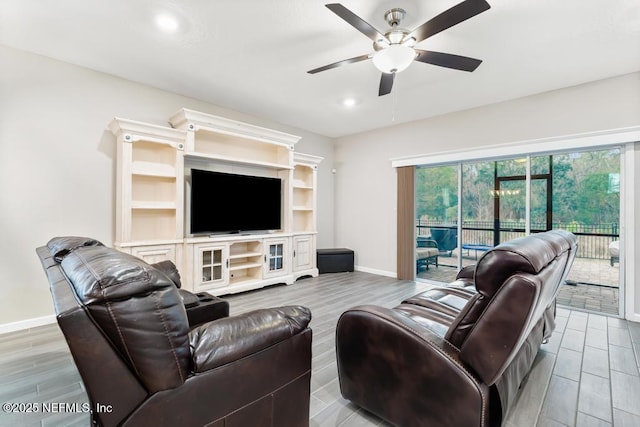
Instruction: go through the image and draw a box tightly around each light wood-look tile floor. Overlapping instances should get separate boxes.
[1,272,639,426]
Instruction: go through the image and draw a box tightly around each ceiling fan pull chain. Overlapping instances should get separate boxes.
[391,77,398,122]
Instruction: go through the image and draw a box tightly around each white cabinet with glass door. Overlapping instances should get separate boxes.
[194,244,227,292]
[264,238,288,278]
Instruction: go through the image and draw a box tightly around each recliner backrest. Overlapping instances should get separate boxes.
[46,237,191,393]
[444,231,576,384]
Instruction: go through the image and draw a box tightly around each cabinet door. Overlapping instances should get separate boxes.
[195,244,228,291]
[130,244,176,264]
[292,235,313,272]
[264,238,288,278]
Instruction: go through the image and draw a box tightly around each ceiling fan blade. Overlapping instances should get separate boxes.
[307,54,371,74]
[326,3,388,43]
[379,72,395,96]
[415,50,482,72]
[409,0,490,43]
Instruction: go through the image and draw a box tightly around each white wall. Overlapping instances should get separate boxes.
[0,45,334,327]
[334,72,640,314]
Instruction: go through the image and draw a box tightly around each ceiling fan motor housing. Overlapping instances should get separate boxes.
[374,8,415,50]
[385,8,406,26]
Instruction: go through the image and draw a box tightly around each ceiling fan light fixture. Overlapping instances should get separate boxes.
[372,45,416,74]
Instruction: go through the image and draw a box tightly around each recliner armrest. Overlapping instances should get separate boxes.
[150,260,182,288]
[189,305,311,373]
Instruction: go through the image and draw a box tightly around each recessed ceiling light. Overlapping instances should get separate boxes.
[342,98,357,107]
[155,13,179,33]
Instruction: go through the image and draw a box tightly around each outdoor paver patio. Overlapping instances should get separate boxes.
[417,251,621,316]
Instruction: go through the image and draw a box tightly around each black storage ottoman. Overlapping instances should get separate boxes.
[317,248,354,274]
[179,290,229,327]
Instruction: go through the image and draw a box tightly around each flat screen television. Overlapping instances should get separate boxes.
[190,169,282,234]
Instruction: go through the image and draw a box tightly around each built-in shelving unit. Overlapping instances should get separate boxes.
[109,118,186,264]
[111,109,322,294]
[292,153,321,235]
[290,153,322,278]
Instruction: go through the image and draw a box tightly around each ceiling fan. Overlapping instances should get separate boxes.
[308,0,491,96]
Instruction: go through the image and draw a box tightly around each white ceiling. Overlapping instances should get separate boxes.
[1,0,639,138]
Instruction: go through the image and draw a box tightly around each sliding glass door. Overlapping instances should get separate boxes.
[415,165,458,283]
[415,148,621,315]
[550,150,620,314]
[460,161,494,270]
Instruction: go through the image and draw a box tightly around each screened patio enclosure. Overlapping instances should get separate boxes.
[415,148,621,315]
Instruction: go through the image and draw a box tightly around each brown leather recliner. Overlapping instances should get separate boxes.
[336,230,577,426]
[37,237,312,427]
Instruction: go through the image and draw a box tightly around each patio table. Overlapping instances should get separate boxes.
[462,244,492,260]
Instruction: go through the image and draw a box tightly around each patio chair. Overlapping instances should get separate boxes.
[416,236,439,272]
[609,240,619,266]
[430,227,457,256]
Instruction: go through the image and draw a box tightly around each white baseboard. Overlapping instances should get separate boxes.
[0,315,56,335]
[354,265,396,278]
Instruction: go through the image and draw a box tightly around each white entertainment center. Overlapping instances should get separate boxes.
[109,108,322,295]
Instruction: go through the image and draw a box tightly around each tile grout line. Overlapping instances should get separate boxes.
[585,312,613,425]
